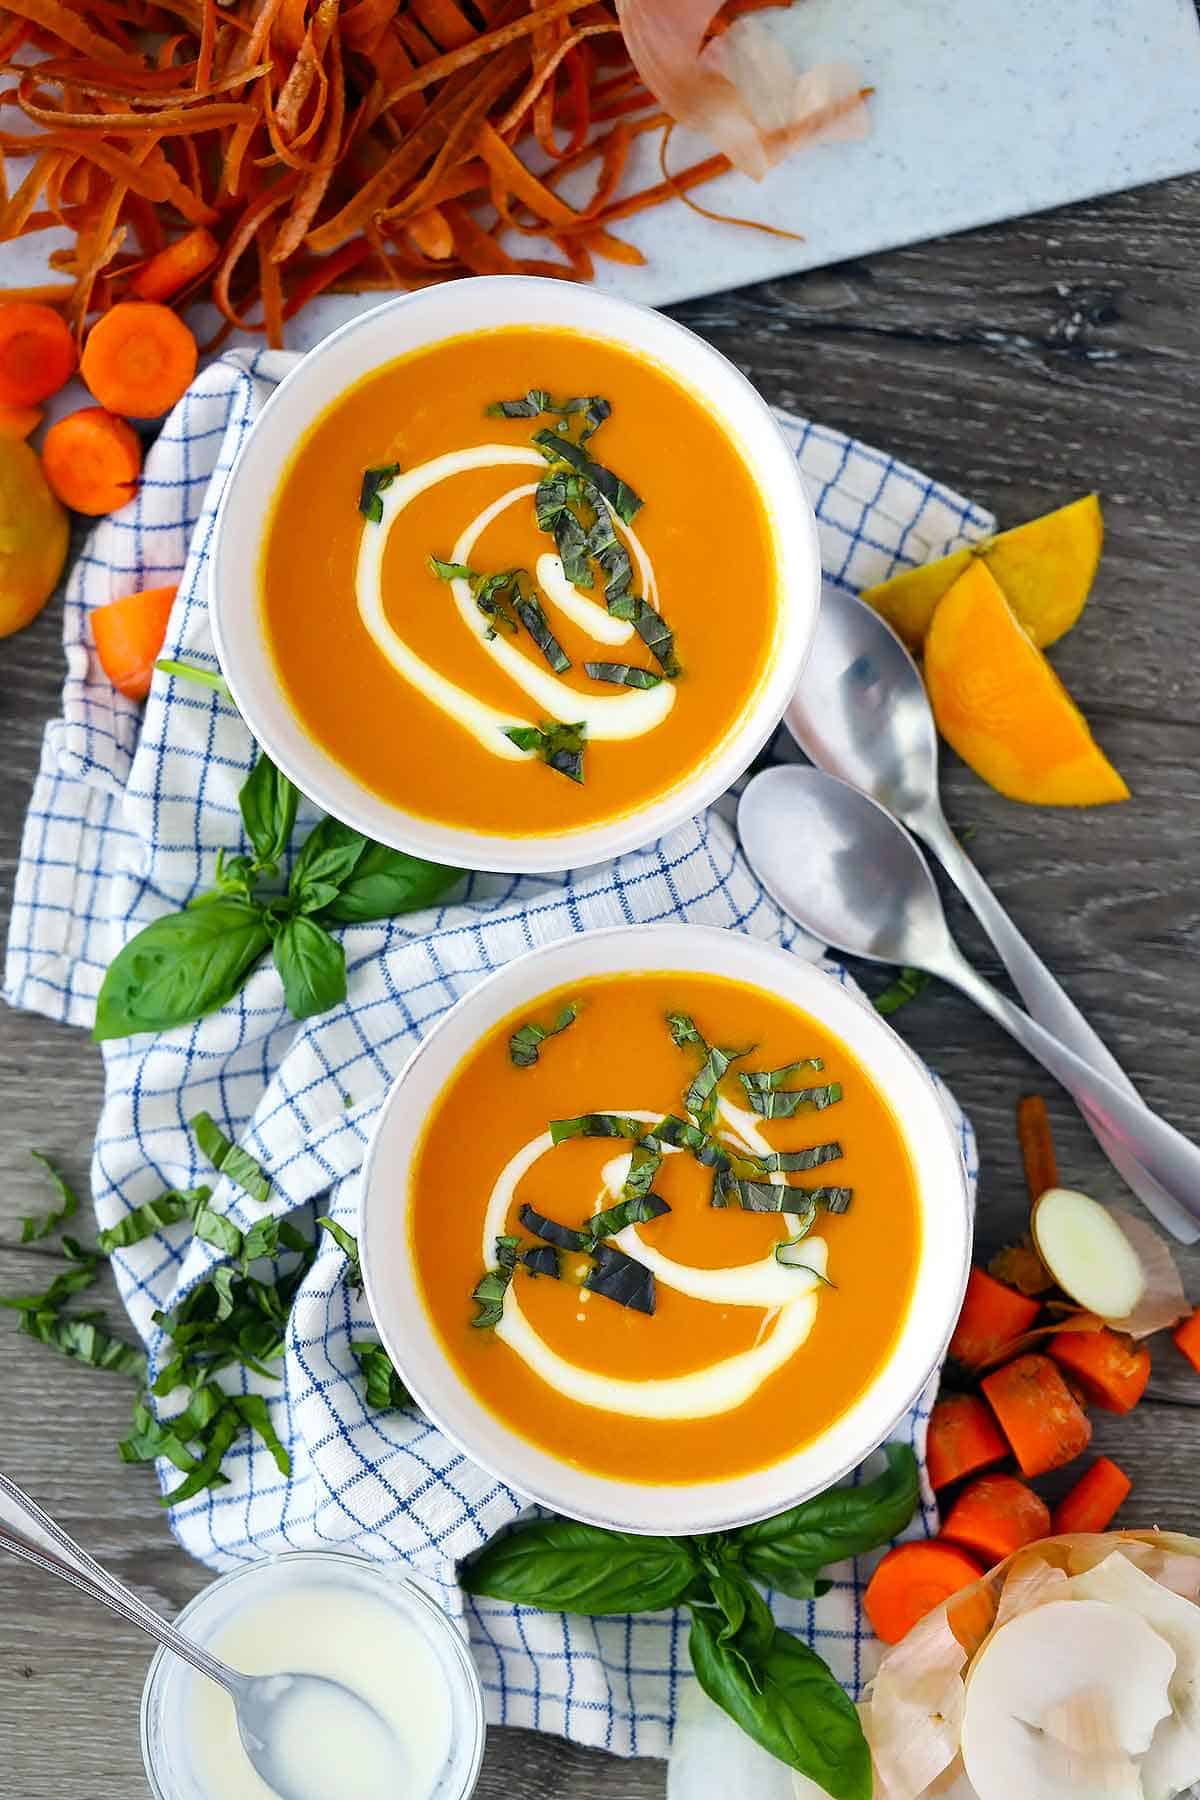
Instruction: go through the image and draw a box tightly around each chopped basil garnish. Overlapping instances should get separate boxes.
[738,1080,844,1121]
[714,1173,852,1213]
[584,1190,669,1243]
[316,1216,362,1289]
[685,1042,754,1132]
[874,966,932,1017]
[509,1002,579,1068]
[585,1244,655,1314]
[772,1244,836,1284]
[359,462,401,523]
[20,1150,79,1243]
[522,1244,561,1279]
[731,1143,843,1176]
[551,1113,645,1144]
[534,430,642,523]
[647,1114,730,1169]
[471,1234,520,1328]
[353,1342,410,1410]
[583,662,661,688]
[190,1111,271,1204]
[513,589,571,673]
[740,1058,825,1095]
[503,719,586,783]
[518,1204,587,1252]
[488,392,611,441]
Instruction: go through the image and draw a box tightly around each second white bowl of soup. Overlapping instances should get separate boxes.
[361,924,972,1534]
[211,278,820,872]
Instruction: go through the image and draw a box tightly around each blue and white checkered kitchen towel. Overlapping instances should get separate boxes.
[4,349,988,1759]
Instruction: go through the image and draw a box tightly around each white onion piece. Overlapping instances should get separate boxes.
[1066,1551,1200,1800]
[1031,1189,1146,1319]
[1105,1208,1190,1339]
[993,1550,1069,1629]
[960,1600,1175,1800]
[864,1609,967,1800]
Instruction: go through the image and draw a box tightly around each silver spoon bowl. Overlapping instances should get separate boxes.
[738,764,1200,1229]
[783,584,1197,1242]
[0,1472,405,1800]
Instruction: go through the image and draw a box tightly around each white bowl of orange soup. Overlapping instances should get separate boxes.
[360,924,972,1534]
[211,278,819,872]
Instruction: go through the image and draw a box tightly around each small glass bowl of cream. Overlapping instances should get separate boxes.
[140,1552,486,1800]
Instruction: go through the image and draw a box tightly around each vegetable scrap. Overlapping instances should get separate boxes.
[0,2,870,347]
[0,432,67,636]
[41,404,141,514]
[465,1442,916,1795]
[91,584,177,699]
[79,301,198,419]
[508,1000,580,1067]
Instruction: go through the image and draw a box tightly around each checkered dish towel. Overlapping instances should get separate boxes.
[4,349,988,1760]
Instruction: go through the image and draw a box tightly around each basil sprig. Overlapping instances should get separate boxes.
[94,750,460,1040]
[464,1443,917,1797]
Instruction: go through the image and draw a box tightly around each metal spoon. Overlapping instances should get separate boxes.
[0,1471,404,1800]
[783,584,1198,1243]
[738,765,1200,1228]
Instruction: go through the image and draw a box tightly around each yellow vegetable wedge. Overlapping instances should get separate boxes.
[0,437,68,638]
[864,494,1103,650]
[924,559,1129,807]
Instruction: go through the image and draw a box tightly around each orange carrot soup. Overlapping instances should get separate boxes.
[409,972,921,1483]
[260,327,778,837]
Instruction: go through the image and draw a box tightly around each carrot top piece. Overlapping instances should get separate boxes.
[863,1540,984,1646]
[1051,1456,1131,1535]
[1048,1326,1150,1414]
[0,302,77,407]
[941,1472,1050,1566]
[926,1392,1008,1491]
[80,303,198,420]
[980,1352,1092,1477]
[42,407,142,516]
[948,1266,1040,1369]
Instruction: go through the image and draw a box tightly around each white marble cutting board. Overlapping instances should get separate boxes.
[3,0,1199,359]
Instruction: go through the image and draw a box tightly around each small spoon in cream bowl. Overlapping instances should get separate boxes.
[0,1471,405,1800]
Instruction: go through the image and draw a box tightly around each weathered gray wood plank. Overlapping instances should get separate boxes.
[3,170,1200,1795]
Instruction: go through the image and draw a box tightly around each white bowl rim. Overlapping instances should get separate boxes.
[209,276,821,874]
[360,922,973,1536]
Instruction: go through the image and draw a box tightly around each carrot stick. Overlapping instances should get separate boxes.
[0,300,76,404]
[1018,1094,1058,1202]
[1048,1326,1150,1413]
[925,1392,1009,1491]
[130,225,219,301]
[90,583,177,699]
[949,1267,1041,1370]
[863,1541,985,1645]
[0,403,42,437]
[980,1353,1093,1477]
[80,300,196,417]
[1172,1306,1200,1375]
[941,1473,1051,1566]
[42,405,141,514]
[1051,1457,1131,1535]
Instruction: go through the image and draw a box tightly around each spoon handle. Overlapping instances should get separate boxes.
[0,1471,240,1698]
[938,952,1200,1226]
[921,809,1199,1243]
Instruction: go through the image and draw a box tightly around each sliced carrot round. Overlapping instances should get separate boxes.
[91,584,178,700]
[0,302,77,407]
[864,1540,985,1645]
[42,407,142,516]
[80,302,198,419]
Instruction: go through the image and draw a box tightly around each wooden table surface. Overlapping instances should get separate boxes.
[3,175,1200,1796]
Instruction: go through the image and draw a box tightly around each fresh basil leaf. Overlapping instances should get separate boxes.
[317,839,460,923]
[583,662,661,688]
[231,1394,290,1476]
[699,1563,777,1687]
[190,1112,271,1205]
[503,719,586,783]
[873,966,931,1017]
[161,1406,239,1506]
[550,1114,645,1144]
[94,898,272,1041]
[155,658,232,699]
[272,915,346,1021]
[317,1216,361,1289]
[210,1264,237,1320]
[463,1517,698,1614]
[289,816,367,902]
[238,752,299,874]
[20,1150,79,1243]
[738,1444,919,1596]
[353,1341,411,1410]
[20,1309,146,1381]
[689,1613,871,1800]
[739,1079,844,1121]
[585,1244,655,1314]
[508,1001,578,1068]
[359,462,400,523]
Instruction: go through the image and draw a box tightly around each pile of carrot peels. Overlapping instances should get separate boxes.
[0,0,809,348]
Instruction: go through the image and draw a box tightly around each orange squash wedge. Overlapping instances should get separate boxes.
[864,494,1103,651]
[924,559,1129,807]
